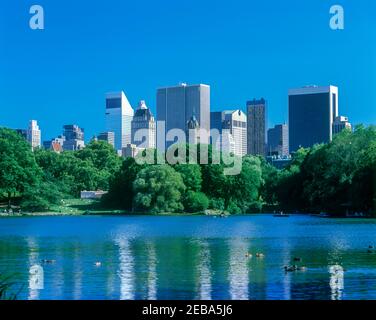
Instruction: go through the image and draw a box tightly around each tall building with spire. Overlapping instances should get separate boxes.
[131,100,156,149]
[105,91,134,152]
[156,83,210,151]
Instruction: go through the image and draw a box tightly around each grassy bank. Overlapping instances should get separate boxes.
[0,199,127,217]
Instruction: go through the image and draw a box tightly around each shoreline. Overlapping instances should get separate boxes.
[1,212,374,219]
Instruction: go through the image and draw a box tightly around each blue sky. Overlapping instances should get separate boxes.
[0,0,375,141]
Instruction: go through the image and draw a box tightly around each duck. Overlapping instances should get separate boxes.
[284,265,297,272]
[245,253,252,258]
[293,257,303,262]
[255,253,265,258]
[284,265,307,272]
[95,262,102,267]
[41,259,56,264]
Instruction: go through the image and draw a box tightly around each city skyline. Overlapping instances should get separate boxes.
[1,0,375,141]
[9,82,356,163]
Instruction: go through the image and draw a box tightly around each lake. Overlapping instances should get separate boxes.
[0,215,376,300]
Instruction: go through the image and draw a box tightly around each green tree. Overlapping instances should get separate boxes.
[21,181,64,211]
[227,156,263,212]
[102,157,147,210]
[0,128,41,205]
[260,158,280,205]
[133,165,186,213]
[174,164,202,192]
[75,140,122,190]
[183,191,209,213]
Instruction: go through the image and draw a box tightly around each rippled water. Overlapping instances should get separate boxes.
[0,215,376,300]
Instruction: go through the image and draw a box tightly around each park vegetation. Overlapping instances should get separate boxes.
[0,125,375,216]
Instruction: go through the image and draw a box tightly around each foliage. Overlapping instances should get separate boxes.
[273,126,376,216]
[133,165,186,213]
[0,273,23,300]
[0,128,42,202]
[174,164,202,192]
[183,191,209,213]
[34,141,121,197]
[21,181,64,211]
[102,157,146,210]
[209,198,225,211]
[0,125,375,216]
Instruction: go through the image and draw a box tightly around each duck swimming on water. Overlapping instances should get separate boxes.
[284,265,307,272]
[41,259,56,264]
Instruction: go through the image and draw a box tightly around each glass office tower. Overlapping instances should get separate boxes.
[288,86,338,153]
[156,83,210,151]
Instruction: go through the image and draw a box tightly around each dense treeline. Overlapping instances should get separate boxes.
[271,125,376,216]
[0,128,121,211]
[0,126,375,216]
[102,147,263,214]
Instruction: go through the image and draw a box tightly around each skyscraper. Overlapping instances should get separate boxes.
[97,131,115,148]
[211,110,246,156]
[332,116,352,135]
[63,124,85,151]
[267,124,289,157]
[156,83,210,151]
[105,91,134,151]
[131,100,156,149]
[26,120,41,150]
[288,85,338,152]
[247,98,267,156]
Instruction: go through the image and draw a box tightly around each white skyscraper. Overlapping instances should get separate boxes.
[210,110,247,156]
[105,91,134,152]
[221,110,247,156]
[27,120,41,150]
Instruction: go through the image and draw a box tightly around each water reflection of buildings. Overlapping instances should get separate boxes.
[197,240,212,300]
[73,243,82,300]
[27,237,41,300]
[228,239,249,300]
[115,237,135,300]
[147,242,157,300]
[329,265,344,300]
[281,242,292,300]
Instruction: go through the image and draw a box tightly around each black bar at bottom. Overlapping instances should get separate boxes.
[0,300,374,318]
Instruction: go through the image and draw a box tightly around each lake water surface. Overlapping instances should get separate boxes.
[0,215,376,300]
